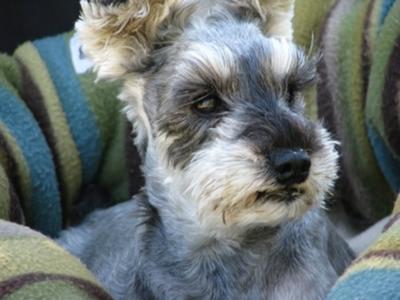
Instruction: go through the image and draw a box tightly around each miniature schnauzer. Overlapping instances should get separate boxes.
[58,0,354,299]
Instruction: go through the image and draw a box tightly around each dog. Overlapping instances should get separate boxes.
[58,0,354,299]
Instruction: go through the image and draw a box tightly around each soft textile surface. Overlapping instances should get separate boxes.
[0,220,112,299]
[317,0,400,224]
[0,0,399,299]
[327,196,400,299]
[0,33,143,237]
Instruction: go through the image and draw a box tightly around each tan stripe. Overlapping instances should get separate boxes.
[362,228,400,252]
[358,250,400,262]
[0,238,98,283]
[0,273,112,299]
[15,43,82,216]
[17,60,69,223]
[393,195,400,214]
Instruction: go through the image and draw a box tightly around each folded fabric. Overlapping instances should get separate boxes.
[318,0,400,224]
[0,220,113,299]
[0,32,143,237]
[327,196,400,299]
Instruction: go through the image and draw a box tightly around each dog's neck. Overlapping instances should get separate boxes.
[136,190,324,298]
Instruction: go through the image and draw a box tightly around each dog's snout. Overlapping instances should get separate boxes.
[270,149,311,185]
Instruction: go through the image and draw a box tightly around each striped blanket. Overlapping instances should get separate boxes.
[0,220,112,299]
[327,197,400,299]
[1,0,400,298]
[0,32,143,238]
[310,0,400,298]
[316,0,400,225]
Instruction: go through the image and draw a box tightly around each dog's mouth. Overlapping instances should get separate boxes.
[255,188,305,204]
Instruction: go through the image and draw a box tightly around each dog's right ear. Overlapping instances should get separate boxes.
[76,0,179,80]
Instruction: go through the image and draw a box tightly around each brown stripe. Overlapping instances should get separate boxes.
[383,213,400,232]
[360,0,376,109]
[0,132,25,224]
[0,273,112,300]
[382,35,400,156]
[125,121,144,197]
[17,60,67,225]
[8,184,25,224]
[356,250,400,263]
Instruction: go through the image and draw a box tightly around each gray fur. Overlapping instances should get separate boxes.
[58,197,353,300]
[59,1,354,299]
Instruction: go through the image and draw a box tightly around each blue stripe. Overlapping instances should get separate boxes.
[34,35,102,184]
[327,269,400,300]
[368,125,400,193]
[0,87,61,237]
[380,0,397,25]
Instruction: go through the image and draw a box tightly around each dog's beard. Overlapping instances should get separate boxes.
[152,123,338,238]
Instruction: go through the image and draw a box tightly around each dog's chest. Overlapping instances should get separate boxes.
[135,242,333,300]
[135,262,330,300]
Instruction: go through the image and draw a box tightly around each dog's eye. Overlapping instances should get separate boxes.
[286,85,298,105]
[192,96,221,115]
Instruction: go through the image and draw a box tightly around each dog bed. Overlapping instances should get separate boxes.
[0,0,400,298]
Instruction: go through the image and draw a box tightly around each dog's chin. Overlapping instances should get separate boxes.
[215,188,320,232]
[255,187,307,204]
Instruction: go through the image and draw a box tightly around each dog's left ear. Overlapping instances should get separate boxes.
[258,0,295,40]
[76,0,182,80]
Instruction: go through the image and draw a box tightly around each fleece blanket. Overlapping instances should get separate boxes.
[0,220,112,299]
[0,0,400,299]
[316,0,400,298]
[327,196,400,299]
[0,32,143,237]
[318,0,400,225]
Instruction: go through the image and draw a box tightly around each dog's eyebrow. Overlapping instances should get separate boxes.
[175,42,238,93]
[261,39,300,79]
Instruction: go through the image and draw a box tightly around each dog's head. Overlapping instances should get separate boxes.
[78,0,338,237]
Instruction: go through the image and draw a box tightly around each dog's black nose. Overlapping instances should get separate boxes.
[270,149,311,185]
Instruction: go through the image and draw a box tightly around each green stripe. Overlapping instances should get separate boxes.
[367,1,400,145]
[4,280,96,300]
[0,238,101,282]
[79,73,121,154]
[338,0,392,218]
[293,0,337,49]
[0,54,21,96]
[0,165,11,220]
[0,124,32,222]
[14,43,82,216]
[368,0,384,50]
[98,116,130,203]
[0,273,112,300]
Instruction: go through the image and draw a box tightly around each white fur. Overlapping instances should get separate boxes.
[267,38,299,78]
[150,117,338,243]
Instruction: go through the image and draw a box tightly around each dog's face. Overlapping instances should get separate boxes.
[78,0,338,237]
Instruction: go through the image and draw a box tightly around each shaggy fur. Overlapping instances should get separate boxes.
[59,0,354,299]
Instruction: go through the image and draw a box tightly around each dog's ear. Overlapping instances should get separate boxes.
[76,0,179,80]
[259,0,295,40]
